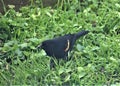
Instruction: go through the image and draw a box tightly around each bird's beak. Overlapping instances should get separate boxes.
[36,44,42,49]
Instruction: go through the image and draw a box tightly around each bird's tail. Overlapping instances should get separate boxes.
[75,30,89,39]
[69,30,89,51]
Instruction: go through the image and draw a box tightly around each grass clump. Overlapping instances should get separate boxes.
[0,0,120,85]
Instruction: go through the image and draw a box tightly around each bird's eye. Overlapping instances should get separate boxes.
[41,42,47,48]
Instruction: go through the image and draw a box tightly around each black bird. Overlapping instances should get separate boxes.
[37,30,89,60]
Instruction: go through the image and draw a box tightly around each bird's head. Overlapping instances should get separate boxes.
[36,42,46,50]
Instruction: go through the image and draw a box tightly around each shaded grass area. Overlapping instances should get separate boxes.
[0,0,120,85]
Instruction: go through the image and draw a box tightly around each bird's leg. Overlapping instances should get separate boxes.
[50,59,55,69]
[50,58,58,69]
[68,51,74,60]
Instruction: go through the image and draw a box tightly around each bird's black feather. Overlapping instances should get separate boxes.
[37,30,89,59]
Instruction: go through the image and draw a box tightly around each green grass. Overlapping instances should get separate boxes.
[0,0,120,85]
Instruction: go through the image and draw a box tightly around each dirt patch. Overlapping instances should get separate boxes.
[0,0,58,14]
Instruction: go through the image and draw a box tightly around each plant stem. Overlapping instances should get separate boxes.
[0,0,6,13]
